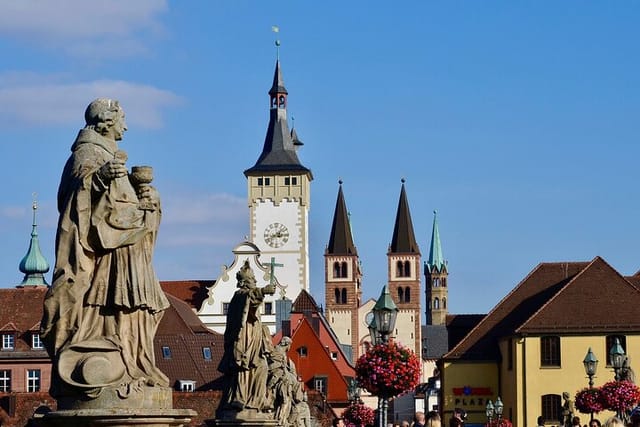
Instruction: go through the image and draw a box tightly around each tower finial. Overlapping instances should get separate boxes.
[272,25,280,60]
[401,177,406,184]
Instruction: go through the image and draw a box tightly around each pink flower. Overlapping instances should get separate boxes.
[355,342,421,399]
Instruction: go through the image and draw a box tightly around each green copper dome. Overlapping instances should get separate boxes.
[19,200,49,286]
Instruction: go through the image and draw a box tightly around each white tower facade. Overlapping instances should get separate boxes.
[244,59,312,301]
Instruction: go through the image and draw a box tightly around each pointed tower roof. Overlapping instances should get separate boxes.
[389,179,420,254]
[427,210,446,271]
[326,180,357,255]
[244,59,312,178]
[19,198,49,286]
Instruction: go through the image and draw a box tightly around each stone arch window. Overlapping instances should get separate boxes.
[341,288,347,304]
[433,278,440,287]
[334,288,340,304]
[404,261,411,277]
[433,297,440,309]
[443,298,447,309]
[396,261,403,277]
[333,262,341,278]
[341,261,348,278]
[405,287,411,303]
[398,287,404,302]
[442,278,447,287]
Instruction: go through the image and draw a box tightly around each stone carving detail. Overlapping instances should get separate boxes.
[267,336,304,427]
[41,98,170,409]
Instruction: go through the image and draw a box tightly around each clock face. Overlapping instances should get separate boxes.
[264,222,289,248]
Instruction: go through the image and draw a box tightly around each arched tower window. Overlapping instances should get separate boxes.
[398,287,404,303]
[396,261,403,277]
[334,288,340,304]
[442,278,447,287]
[405,287,411,303]
[333,262,341,278]
[404,261,411,277]
[434,297,440,309]
[433,278,439,287]
[341,261,348,278]
[443,298,447,309]
[341,288,347,304]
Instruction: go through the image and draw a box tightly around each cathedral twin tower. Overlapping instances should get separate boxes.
[244,55,449,362]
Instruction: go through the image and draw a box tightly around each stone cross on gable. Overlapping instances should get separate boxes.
[268,257,284,286]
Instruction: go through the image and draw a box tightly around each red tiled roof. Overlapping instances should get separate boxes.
[445,260,590,360]
[291,289,320,313]
[517,257,640,333]
[160,280,213,311]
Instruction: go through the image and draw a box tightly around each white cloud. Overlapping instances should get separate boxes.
[0,75,183,128]
[0,0,168,58]
[158,191,248,248]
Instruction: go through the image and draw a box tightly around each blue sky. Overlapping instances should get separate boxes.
[1,1,639,315]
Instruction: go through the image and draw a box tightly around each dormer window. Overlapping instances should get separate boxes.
[162,346,171,359]
[298,346,308,357]
[178,380,195,392]
[2,334,14,351]
[31,333,43,350]
[202,347,212,361]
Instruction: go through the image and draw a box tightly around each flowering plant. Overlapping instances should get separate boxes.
[575,387,604,414]
[485,419,513,427]
[355,341,421,399]
[341,401,375,427]
[599,381,640,412]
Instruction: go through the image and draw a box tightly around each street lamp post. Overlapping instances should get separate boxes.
[583,347,598,421]
[370,285,399,427]
[486,400,494,426]
[610,338,625,382]
[494,397,504,427]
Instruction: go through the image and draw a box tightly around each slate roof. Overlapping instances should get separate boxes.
[160,280,213,312]
[445,257,640,361]
[326,182,357,256]
[244,60,311,177]
[389,181,420,254]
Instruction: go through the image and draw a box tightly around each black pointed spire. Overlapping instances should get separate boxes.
[244,59,311,177]
[389,179,420,254]
[326,180,357,255]
[269,60,288,97]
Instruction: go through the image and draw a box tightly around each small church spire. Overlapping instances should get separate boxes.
[19,195,49,287]
[427,210,446,272]
[326,180,357,255]
[389,178,420,254]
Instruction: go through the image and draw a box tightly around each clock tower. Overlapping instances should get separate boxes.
[244,58,313,300]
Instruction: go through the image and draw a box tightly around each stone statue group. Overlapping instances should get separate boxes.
[39,98,310,425]
[218,259,310,427]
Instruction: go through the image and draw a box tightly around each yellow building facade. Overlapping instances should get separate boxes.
[441,257,640,427]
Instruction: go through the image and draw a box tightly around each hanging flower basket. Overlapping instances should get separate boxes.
[599,381,640,413]
[355,341,421,399]
[342,401,375,427]
[575,387,604,414]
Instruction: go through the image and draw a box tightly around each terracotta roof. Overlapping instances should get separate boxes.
[158,294,213,335]
[291,289,321,313]
[0,287,47,330]
[517,257,640,333]
[154,333,225,391]
[445,261,590,360]
[160,280,213,311]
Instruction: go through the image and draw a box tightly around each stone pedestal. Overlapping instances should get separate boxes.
[35,408,196,427]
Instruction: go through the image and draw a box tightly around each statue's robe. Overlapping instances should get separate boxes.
[41,128,169,396]
[219,285,273,411]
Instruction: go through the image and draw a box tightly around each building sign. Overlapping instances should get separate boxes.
[451,386,493,408]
